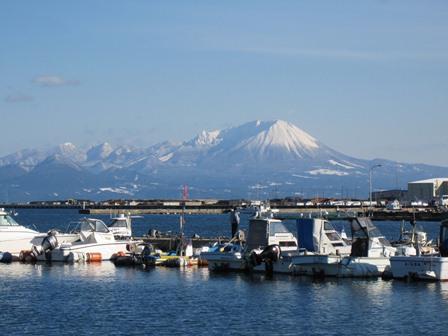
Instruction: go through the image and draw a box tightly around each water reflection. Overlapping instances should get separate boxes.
[2,209,448,335]
[2,261,448,335]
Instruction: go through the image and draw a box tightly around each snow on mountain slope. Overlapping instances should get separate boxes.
[151,120,329,167]
[232,120,320,157]
[0,119,447,202]
[86,143,116,160]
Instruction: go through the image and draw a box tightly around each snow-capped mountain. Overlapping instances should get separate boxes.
[0,120,447,202]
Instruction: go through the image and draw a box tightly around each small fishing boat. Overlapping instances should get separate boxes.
[386,199,402,210]
[390,219,448,281]
[292,217,396,277]
[200,214,298,274]
[237,200,279,216]
[291,217,351,277]
[391,220,436,256]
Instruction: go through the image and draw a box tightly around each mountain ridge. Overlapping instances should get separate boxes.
[1,120,447,202]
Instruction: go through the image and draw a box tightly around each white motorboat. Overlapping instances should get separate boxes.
[292,217,396,277]
[390,219,448,281]
[386,199,402,210]
[31,217,139,262]
[0,208,90,262]
[0,208,42,259]
[237,201,279,216]
[291,217,351,276]
[200,215,298,274]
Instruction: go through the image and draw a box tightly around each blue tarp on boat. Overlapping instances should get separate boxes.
[296,218,318,252]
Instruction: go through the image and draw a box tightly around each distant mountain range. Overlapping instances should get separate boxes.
[1,120,447,202]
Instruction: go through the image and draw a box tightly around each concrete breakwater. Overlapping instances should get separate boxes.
[3,203,448,221]
[78,207,448,222]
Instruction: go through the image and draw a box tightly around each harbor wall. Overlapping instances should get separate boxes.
[2,203,448,221]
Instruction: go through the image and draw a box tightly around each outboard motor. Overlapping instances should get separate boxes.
[249,244,281,274]
[140,244,156,267]
[31,233,58,261]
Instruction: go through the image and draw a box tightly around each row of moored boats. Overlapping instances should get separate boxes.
[2,207,448,281]
[200,214,448,281]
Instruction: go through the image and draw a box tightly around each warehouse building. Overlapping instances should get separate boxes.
[407,178,448,203]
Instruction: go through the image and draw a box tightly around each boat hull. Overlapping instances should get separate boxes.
[338,256,391,277]
[0,235,38,257]
[201,251,248,272]
[291,254,343,277]
[390,256,448,281]
[201,250,296,274]
[291,254,390,278]
[37,241,132,262]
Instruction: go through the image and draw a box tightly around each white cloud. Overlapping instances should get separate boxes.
[31,75,80,87]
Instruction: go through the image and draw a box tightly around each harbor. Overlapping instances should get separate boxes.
[1,208,447,335]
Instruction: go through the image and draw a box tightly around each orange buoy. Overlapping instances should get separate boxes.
[86,252,102,262]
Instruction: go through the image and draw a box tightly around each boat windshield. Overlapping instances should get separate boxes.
[351,217,391,246]
[323,221,336,231]
[109,219,127,228]
[80,219,110,233]
[323,221,345,242]
[0,214,20,226]
[269,221,290,236]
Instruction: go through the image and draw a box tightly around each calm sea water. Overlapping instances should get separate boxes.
[1,209,447,335]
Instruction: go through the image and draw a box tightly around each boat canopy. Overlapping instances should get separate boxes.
[246,219,270,251]
[349,217,390,257]
[245,218,297,252]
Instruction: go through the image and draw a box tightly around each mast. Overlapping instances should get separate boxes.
[179,185,187,256]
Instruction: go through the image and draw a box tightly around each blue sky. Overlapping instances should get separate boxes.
[1,1,448,166]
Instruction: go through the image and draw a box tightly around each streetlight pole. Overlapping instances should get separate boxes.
[369,164,382,216]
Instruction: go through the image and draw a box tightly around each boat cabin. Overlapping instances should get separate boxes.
[67,218,115,244]
[245,217,297,253]
[349,217,395,257]
[296,218,351,255]
[107,214,132,238]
